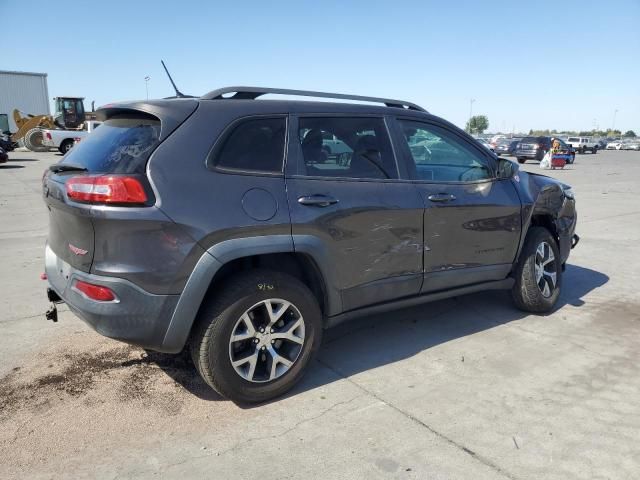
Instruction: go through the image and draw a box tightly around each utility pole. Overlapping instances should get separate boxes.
[612,109,618,132]
[469,98,475,134]
[145,76,151,100]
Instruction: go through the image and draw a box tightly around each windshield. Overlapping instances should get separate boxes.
[61,115,160,174]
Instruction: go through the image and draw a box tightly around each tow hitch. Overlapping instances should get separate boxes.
[571,234,580,249]
[45,286,63,323]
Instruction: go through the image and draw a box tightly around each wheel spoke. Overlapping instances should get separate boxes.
[543,249,555,266]
[541,280,551,297]
[266,345,293,381]
[272,317,304,344]
[232,350,259,381]
[230,313,256,342]
[264,300,291,327]
[544,271,557,289]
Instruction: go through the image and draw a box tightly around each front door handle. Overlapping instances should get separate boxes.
[427,193,456,203]
[298,195,339,207]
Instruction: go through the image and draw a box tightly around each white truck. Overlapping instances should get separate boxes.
[41,120,102,154]
[566,136,598,154]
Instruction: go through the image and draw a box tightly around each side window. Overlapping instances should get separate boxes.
[297,117,397,179]
[398,120,492,182]
[213,117,286,173]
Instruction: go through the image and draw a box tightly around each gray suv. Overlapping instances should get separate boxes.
[43,87,578,403]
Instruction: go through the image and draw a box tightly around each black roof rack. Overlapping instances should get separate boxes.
[200,86,426,112]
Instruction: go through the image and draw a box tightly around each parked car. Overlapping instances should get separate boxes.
[42,87,579,403]
[0,133,16,152]
[0,146,7,164]
[566,137,598,154]
[514,136,552,163]
[41,120,102,154]
[495,138,521,156]
[622,141,640,151]
[606,141,623,150]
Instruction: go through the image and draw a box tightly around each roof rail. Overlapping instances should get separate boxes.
[200,86,426,112]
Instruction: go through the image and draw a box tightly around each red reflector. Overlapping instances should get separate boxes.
[74,280,116,301]
[45,132,52,140]
[40,273,48,280]
[66,175,147,204]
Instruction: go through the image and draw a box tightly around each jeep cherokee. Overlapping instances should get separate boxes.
[42,87,578,403]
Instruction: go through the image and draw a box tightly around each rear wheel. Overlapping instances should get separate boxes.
[511,227,562,313]
[592,146,597,154]
[190,270,323,403]
[517,157,526,164]
[24,128,48,152]
[59,139,74,154]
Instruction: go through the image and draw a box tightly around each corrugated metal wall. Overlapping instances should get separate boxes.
[0,71,50,132]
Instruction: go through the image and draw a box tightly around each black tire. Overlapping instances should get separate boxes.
[59,140,74,154]
[517,157,526,164]
[580,146,586,154]
[190,269,323,403]
[592,146,597,154]
[511,227,562,313]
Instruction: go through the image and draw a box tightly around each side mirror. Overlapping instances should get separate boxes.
[496,157,519,179]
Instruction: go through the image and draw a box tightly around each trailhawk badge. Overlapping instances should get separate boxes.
[68,243,88,256]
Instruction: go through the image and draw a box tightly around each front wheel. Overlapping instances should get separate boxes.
[592,146,597,154]
[511,227,562,313]
[190,270,323,403]
[517,157,526,164]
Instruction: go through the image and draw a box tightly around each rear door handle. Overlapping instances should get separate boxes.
[427,193,456,203]
[298,195,339,207]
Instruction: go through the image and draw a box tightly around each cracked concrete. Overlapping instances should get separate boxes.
[1,150,639,479]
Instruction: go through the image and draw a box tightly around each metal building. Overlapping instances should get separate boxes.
[0,70,50,133]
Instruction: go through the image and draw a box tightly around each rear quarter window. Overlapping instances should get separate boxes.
[61,114,160,174]
[211,117,286,173]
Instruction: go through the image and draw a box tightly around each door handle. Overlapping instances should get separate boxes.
[427,193,456,203]
[298,195,339,207]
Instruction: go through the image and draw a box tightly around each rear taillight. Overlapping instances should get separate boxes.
[45,132,52,140]
[73,280,116,302]
[66,175,148,204]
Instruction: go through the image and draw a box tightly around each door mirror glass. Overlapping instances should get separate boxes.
[496,157,518,179]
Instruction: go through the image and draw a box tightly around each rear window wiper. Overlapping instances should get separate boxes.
[49,164,88,173]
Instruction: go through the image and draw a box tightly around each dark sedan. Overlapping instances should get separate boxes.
[495,138,521,156]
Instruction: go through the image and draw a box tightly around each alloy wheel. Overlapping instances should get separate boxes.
[228,299,305,383]
[534,242,557,298]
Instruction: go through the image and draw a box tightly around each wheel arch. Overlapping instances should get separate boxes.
[160,235,339,353]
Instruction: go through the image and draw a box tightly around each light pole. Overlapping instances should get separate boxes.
[144,76,150,100]
[469,98,475,134]
[612,109,618,132]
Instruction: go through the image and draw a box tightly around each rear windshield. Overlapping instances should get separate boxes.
[521,137,540,142]
[61,114,160,174]
[567,137,580,142]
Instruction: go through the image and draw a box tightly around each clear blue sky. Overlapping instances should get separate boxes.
[3,0,639,133]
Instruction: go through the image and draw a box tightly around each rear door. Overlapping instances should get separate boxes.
[393,118,522,292]
[286,115,424,314]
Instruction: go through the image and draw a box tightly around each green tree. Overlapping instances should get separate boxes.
[466,115,489,134]
[623,130,636,137]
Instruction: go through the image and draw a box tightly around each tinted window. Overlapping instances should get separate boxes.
[297,117,397,179]
[398,120,492,182]
[214,117,285,173]
[61,114,160,174]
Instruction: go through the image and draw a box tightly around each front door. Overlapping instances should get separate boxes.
[286,115,424,314]
[394,118,522,292]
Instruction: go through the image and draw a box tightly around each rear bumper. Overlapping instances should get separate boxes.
[45,244,179,352]
[516,151,542,159]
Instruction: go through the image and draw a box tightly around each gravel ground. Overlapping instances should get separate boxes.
[1,149,639,479]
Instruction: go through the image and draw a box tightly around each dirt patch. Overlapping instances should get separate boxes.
[0,338,206,420]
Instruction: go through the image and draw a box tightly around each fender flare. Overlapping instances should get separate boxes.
[160,234,340,353]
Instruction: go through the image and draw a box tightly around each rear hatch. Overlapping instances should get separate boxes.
[517,137,540,152]
[43,100,198,272]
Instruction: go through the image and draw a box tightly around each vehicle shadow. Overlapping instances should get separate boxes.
[148,264,608,405]
[0,165,25,169]
[8,157,40,162]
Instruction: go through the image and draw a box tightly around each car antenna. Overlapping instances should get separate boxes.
[161,60,191,98]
